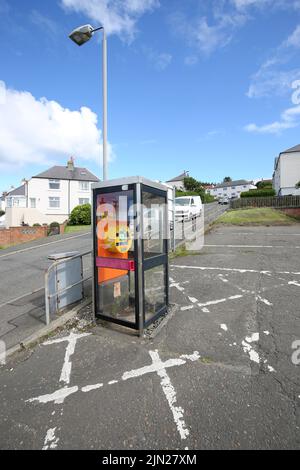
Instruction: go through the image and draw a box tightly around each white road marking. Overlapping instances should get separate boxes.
[82,383,103,393]
[0,232,90,259]
[220,324,228,331]
[180,351,200,361]
[170,282,185,292]
[171,265,300,276]
[242,340,260,364]
[204,244,300,249]
[149,350,189,440]
[181,305,194,311]
[42,427,59,450]
[245,333,259,343]
[263,331,270,335]
[288,280,300,287]
[188,296,198,303]
[214,231,300,237]
[44,332,91,385]
[26,386,79,404]
[26,349,200,442]
[218,275,228,283]
[197,295,243,308]
[256,295,273,306]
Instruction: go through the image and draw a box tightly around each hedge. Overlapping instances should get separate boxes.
[241,189,276,198]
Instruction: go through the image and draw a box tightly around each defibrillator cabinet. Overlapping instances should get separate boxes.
[92,176,169,335]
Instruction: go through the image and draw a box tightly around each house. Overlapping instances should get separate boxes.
[5,184,27,209]
[4,158,99,227]
[207,180,256,199]
[273,144,300,196]
[165,171,189,190]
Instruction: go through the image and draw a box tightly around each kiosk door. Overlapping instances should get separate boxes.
[93,185,139,330]
[142,185,169,327]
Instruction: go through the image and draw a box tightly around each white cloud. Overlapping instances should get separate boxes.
[170,10,247,57]
[142,47,172,70]
[285,24,300,48]
[60,0,159,40]
[247,69,300,98]
[0,81,112,170]
[247,24,300,98]
[170,0,300,59]
[232,0,300,10]
[184,55,198,66]
[245,80,300,134]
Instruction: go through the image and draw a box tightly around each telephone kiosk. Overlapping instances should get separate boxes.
[92,177,169,335]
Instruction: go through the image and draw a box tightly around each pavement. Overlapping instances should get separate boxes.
[0,230,92,350]
[1,224,299,449]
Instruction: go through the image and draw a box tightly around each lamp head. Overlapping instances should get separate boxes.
[69,24,94,46]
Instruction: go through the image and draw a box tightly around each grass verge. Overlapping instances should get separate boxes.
[64,225,91,234]
[215,208,299,226]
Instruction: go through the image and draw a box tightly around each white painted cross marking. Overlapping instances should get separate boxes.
[42,427,59,450]
[26,349,200,442]
[44,332,91,385]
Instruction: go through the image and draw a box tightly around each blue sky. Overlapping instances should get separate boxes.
[0,0,300,193]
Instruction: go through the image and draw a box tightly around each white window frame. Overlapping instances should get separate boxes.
[49,197,60,208]
[79,181,89,191]
[78,198,90,205]
[30,198,36,208]
[49,179,60,190]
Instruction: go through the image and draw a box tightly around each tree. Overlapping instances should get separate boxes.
[223,177,232,183]
[256,181,273,190]
[295,181,300,189]
[181,177,215,203]
[183,177,203,193]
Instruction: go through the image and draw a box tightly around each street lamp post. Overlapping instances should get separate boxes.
[69,24,108,181]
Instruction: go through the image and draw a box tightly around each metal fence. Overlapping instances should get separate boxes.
[45,250,92,325]
[171,202,227,251]
[230,195,300,210]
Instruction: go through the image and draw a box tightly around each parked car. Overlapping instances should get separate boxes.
[175,196,202,221]
[218,196,229,205]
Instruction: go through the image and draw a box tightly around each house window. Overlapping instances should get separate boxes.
[30,198,36,208]
[79,181,89,191]
[79,198,90,205]
[13,198,22,207]
[49,179,60,190]
[231,186,236,190]
[49,197,60,208]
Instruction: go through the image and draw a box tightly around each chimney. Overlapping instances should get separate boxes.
[67,157,75,171]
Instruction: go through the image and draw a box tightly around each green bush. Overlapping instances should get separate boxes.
[0,210,5,217]
[69,204,91,225]
[256,181,273,190]
[241,189,276,198]
[50,221,60,228]
[33,223,41,226]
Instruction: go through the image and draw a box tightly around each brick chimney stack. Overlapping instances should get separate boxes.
[67,157,75,171]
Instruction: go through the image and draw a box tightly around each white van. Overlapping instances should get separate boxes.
[175,196,202,221]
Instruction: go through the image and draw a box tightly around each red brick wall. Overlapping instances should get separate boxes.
[0,226,48,247]
[279,208,300,218]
